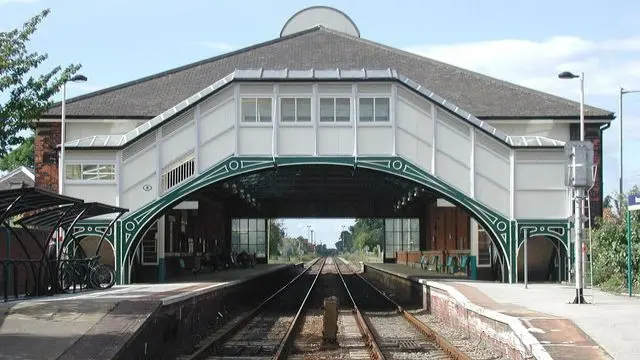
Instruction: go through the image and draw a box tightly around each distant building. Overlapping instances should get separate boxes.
[0,166,35,190]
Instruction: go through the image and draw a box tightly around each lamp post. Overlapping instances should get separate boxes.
[58,74,88,195]
[558,70,587,304]
[619,88,640,297]
[57,74,87,263]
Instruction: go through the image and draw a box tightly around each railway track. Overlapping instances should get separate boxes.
[177,257,496,360]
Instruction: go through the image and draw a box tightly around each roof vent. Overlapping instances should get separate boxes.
[280,6,360,38]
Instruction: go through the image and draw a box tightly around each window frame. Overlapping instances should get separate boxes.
[279,97,313,124]
[357,96,391,125]
[240,97,274,125]
[317,96,352,126]
[231,218,267,258]
[64,162,117,184]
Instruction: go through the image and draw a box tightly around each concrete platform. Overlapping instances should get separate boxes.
[365,263,636,360]
[0,264,294,360]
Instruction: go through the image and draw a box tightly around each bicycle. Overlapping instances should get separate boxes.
[58,256,116,292]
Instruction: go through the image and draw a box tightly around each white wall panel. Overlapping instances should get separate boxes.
[515,191,567,219]
[278,126,315,155]
[65,150,117,163]
[121,173,157,212]
[317,84,352,95]
[357,83,392,94]
[238,83,273,95]
[396,130,432,172]
[160,122,195,168]
[317,127,353,155]
[121,145,156,191]
[357,126,392,155]
[199,131,234,171]
[488,120,570,142]
[475,175,510,216]
[474,131,510,190]
[435,151,471,195]
[66,120,144,141]
[200,100,235,145]
[396,98,434,143]
[199,88,233,115]
[66,183,117,207]
[237,126,272,155]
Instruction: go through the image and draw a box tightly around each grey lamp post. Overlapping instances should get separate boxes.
[558,70,587,304]
[58,74,88,195]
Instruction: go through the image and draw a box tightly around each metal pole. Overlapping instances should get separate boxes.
[57,82,67,265]
[524,228,529,289]
[619,87,624,196]
[571,72,586,304]
[579,72,585,142]
[627,210,632,297]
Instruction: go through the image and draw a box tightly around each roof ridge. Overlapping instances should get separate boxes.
[317,27,612,116]
[49,26,326,109]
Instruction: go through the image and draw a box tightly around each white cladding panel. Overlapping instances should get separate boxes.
[238,83,274,95]
[474,130,510,215]
[278,125,315,155]
[318,84,352,95]
[396,93,434,173]
[514,149,568,219]
[200,100,235,142]
[199,131,234,172]
[396,130,432,172]
[436,151,471,195]
[66,120,144,142]
[488,121,570,142]
[66,183,117,207]
[317,127,353,155]
[238,126,272,155]
[65,150,116,163]
[357,83,392,94]
[434,109,471,195]
[121,173,157,212]
[121,145,156,191]
[160,122,195,168]
[357,126,392,155]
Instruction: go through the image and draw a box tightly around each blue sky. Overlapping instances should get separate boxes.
[2,0,640,247]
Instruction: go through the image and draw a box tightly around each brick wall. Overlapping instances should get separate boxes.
[34,122,60,192]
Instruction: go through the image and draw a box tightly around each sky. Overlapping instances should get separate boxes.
[2,0,640,247]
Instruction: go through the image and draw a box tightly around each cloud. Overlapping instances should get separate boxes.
[0,0,39,6]
[404,35,640,100]
[199,41,235,53]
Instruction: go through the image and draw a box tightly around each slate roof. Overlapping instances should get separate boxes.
[0,166,35,191]
[44,26,613,120]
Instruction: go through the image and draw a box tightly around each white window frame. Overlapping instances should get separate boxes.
[64,162,117,184]
[317,96,352,126]
[240,97,273,125]
[279,97,313,125]
[357,96,391,125]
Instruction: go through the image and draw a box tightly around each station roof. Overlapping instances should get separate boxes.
[62,69,568,150]
[44,26,613,120]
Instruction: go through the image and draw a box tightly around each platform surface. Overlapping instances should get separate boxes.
[366,263,637,360]
[0,264,292,360]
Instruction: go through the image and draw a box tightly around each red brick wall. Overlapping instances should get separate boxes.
[34,122,61,192]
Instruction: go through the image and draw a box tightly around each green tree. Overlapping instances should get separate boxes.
[339,230,353,251]
[350,218,384,250]
[268,219,285,258]
[0,135,33,171]
[1,9,81,157]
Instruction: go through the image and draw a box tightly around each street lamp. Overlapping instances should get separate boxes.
[619,87,640,297]
[58,74,88,195]
[558,70,587,304]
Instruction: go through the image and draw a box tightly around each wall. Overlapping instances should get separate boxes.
[487,120,570,142]
[34,122,61,192]
[66,120,145,141]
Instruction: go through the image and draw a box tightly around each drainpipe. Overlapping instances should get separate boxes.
[4,226,11,290]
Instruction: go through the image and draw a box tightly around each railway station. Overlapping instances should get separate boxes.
[1,5,634,360]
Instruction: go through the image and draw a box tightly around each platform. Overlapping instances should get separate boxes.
[365,263,637,360]
[0,264,294,360]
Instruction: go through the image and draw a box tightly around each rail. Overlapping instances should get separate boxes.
[183,257,325,360]
[336,258,473,360]
[334,257,385,359]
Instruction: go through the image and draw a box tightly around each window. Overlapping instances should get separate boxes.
[281,98,311,122]
[384,218,419,258]
[319,97,351,122]
[65,164,116,181]
[231,218,267,257]
[359,97,390,122]
[241,98,272,122]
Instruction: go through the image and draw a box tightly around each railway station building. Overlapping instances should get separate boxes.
[34,6,613,285]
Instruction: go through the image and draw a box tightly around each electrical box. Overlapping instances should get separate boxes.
[564,141,594,188]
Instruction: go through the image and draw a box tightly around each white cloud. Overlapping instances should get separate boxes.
[0,0,39,6]
[199,41,235,53]
[405,35,640,100]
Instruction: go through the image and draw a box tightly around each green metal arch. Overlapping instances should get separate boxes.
[118,155,514,282]
[71,220,116,249]
[517,221,570,253]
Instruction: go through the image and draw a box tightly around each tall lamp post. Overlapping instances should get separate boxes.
[58,74,88,195]
[619,87,640,297]
[558,71,587,304]
[57,74,87,262]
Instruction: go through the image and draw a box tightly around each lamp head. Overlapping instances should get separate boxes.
[69,74,88,83]
[558,71,579,79]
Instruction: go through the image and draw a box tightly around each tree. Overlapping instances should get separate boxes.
[0,134,33,171]
[268,219,285,258]
[1,9,81,157]
[350,219,384,250]
[339,230,353,251]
